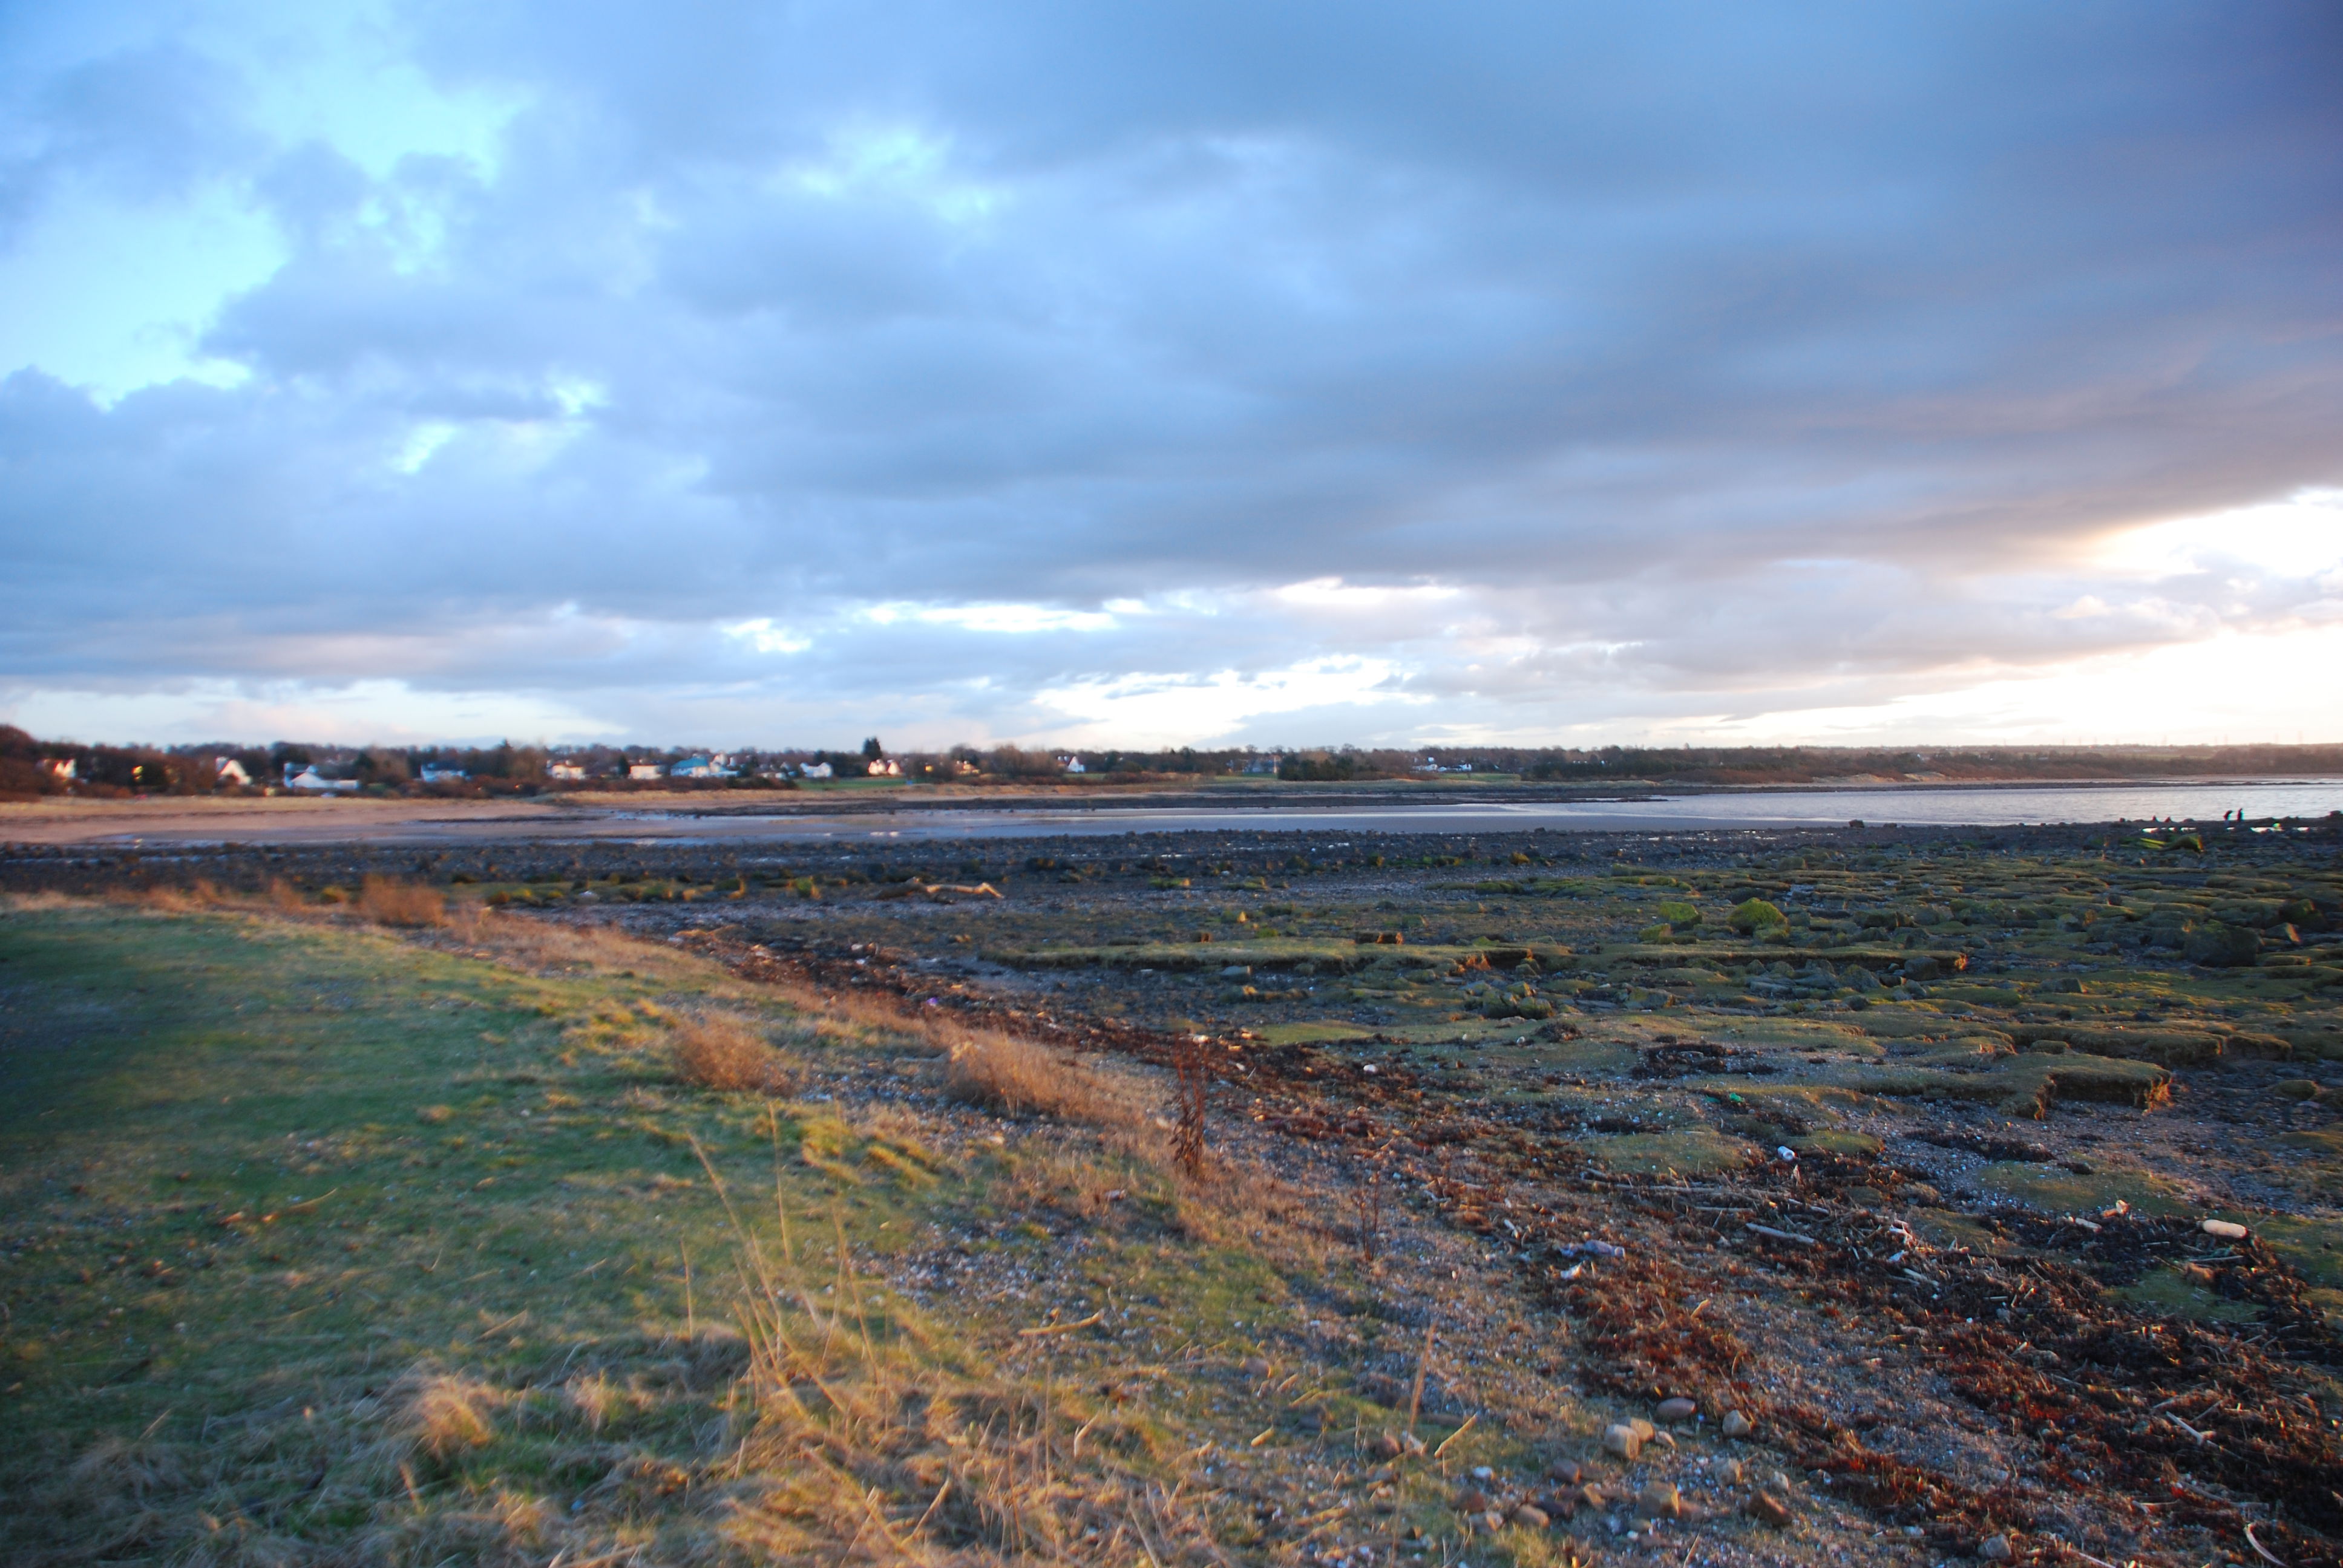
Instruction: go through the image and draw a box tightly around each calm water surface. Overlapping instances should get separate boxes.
[74,779,2343,848]
[649,779,2343,844]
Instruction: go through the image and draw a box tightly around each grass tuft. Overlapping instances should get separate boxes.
[942,1027,1144,1126]
[356,874,449,927]
[395,1368,502,1461]
[670,1010,798,1094]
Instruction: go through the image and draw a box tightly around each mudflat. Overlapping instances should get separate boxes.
[4,813,2339,1565]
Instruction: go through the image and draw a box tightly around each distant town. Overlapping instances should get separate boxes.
[4,727,2339,801]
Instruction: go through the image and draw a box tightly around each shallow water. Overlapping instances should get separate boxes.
[784,777,2343,842]
[61,777,2343,848]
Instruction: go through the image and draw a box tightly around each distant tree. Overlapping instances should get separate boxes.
[357,748,411,785]
[861,737,885,761]
[0,725,56,795]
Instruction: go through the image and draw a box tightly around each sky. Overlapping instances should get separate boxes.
[2,1,2339,752]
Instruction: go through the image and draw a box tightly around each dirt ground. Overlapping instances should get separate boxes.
[5,814,2339,1566]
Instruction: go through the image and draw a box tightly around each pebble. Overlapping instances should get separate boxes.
[1512,1504,1551,1529]
[1746,1492,1794,1527]
[1242,1356,1272,1378]
[1602,1423,1644,1460]
[2200,1219,2250,1241]
[1371,1431,1403,1459]
[1978,1535,2014,1561]
[1656,1396,1698,1422]
[1636,1483,1683,1520]
[1470,1466,1494,1481]
[1549,1460,1584,1485]
[1721,1409,1754,1438]
[1453,1488,1491,1514]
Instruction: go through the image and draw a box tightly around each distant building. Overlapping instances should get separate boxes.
[868,757,901,777]
[286,766,356,792]
[628,763,664,780]
[1058,756,1086,774]
[669,756,732,779]
[546,761,586,780]
[215,758,252,786]
[419,763,468,783]
[42,757,76,781]
[1241,756,1277,775]
[799,762,833,780]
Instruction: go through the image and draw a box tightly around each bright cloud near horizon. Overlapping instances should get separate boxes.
[4,2,2341,751]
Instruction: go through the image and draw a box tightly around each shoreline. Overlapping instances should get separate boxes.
[1,774,2337,848]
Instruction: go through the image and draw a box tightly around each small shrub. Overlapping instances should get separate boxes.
[357,875,447,927]
[1729,898,1787,935]
[1657,899,1702,930]
[671,1013,795,1094]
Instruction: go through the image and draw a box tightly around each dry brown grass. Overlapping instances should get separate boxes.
[356,874,448,927]
[394,1367,503,1462]
[671,1010,798,1094]
[697,1155,1225,1566]
[940,1026,1149,1126]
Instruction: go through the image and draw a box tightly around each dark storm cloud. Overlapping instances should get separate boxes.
[2,0,2340,742]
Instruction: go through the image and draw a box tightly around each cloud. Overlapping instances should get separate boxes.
[2,1,2340,745]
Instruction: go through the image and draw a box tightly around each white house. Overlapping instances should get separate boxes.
[868,757,901,777]
[42,757,76,781]
[799,762,833,779]
[670,756,732,779]
[1057,756,1086,774]
[215,757,252,786]
[286,766,356,792]
[628,763,664,780]
[546,761,586,780]
[419,763,468,783]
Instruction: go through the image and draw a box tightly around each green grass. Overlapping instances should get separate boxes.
[0,898,1541,1564]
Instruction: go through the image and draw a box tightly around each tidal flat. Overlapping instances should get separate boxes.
[3,816,2339,1566]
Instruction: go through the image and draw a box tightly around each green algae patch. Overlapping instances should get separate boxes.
[2251,1214,2343,1295]
[1583,1128,1757,1176]
[1852,1051,2169,1117]
[1970,1160,2191,1218]
[2109,1267,2263,1324]
[2000,1023,2235,1066]
[1253,1021,1377,1047]
[1794,1129,1884,1158]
